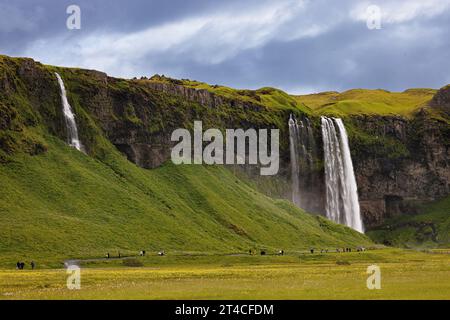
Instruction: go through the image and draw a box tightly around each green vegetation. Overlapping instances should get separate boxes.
[0,130,371,268]
[344,121,410,160]
[1,248,449,299]
[294,88,436,117]
[0,56,61,162]
[0,55,372,269]
[368,196,450,248]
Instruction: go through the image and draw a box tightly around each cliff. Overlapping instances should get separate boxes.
[348,112,450,227]
[1,55,449,235]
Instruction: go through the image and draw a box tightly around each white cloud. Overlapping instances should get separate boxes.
[25,0,333,76]
[16,0,450,92]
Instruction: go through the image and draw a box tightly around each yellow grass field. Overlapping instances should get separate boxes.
[1,249,449,300]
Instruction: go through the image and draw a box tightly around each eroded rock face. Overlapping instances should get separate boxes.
[349,110,450,227]
[58,72,289,170]
[431,85,450,114]
[144,81,265,112]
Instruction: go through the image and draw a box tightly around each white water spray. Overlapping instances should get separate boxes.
[321,116,364,233]
[55,73,83,151]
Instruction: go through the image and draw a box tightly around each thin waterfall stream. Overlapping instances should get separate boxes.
[55,72,83,152]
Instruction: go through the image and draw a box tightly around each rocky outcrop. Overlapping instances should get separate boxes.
[349,110,450,227]
[430,85,450,114]
[144,80,265,112]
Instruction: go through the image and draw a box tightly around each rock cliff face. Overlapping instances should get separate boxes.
[59,73,290,170]
[430,84,450,113]
[348,113,450,227]
[1,55,449,229]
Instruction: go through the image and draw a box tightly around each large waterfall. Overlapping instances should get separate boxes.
[55,73,83,152]
[321,116,364,233]
[288,114,317,208]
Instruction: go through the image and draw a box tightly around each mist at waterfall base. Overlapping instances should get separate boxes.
[321,117,364,233]
[288,114,364,233]
[55,72,84,152]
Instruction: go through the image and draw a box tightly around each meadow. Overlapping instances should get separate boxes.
[1,248,449,300]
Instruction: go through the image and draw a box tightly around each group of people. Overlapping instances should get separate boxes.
[309,247,366,254]
[16,261,35,270]
[248,249,284,256]
[105,250,163,258]
[251,248,364,255]
[105,252,124,258]
[105,252,121,258]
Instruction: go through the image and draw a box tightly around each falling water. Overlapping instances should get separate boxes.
[289,114,301,206]
[288,114,317,208]
[297,117,317,170]
[321,116,364,233]
[55,73,83,151]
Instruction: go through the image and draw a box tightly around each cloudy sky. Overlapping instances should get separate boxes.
[1,0,450,94]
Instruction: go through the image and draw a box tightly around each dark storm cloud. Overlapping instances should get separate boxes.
[1,0,449,93]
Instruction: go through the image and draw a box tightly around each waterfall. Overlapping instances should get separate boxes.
[289,114,301,206]
[321,116,364,233]
[288,114,317,208]
[55,73,83,152]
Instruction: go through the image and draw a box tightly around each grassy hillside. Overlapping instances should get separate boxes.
[0,55,371,269]
[0,127,370,268]
[293,88,436,117]
[367,196,450,248]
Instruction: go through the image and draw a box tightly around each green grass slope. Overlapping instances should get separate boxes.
[293,88,436,117]
[0,129,370,268]
[367,196,450,248]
